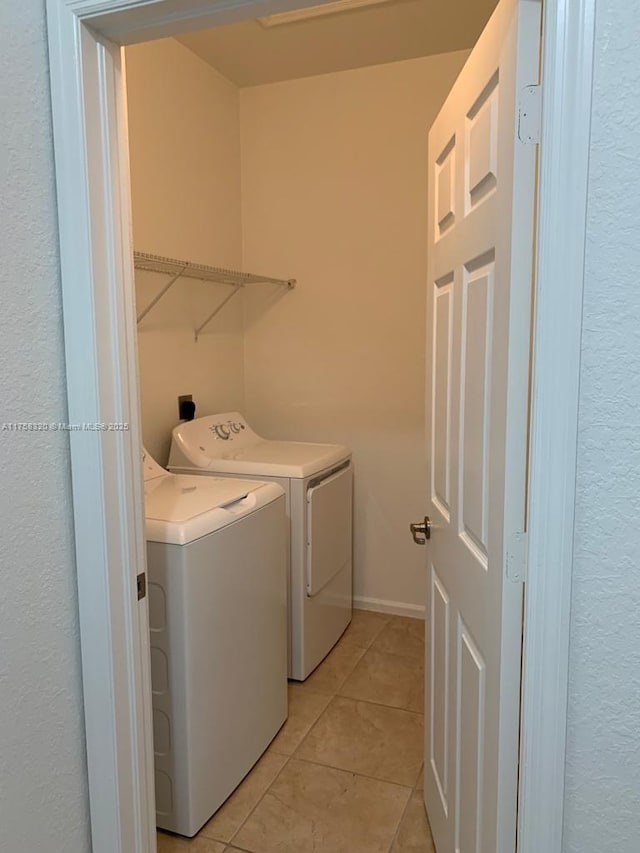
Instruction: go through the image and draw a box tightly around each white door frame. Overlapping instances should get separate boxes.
[45,1,595,851]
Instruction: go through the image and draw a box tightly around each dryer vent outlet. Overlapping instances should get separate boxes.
[178,395,195,421]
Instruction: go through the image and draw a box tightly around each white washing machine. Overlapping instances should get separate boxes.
[142,449,288,837]
[168,414,353,681]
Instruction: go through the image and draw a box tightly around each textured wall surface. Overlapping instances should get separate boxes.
[563,1,640,850]
[0,2,90,850]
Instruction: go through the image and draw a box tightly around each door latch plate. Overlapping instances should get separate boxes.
[518,84,541,144]
[506,532,527,583]
[137,572,147,601]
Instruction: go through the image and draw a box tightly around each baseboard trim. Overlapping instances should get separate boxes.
[354,596,425,619]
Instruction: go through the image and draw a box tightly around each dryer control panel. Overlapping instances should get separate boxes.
[170,412,262,469]
[209,418,247,441]
[180,413,260,451]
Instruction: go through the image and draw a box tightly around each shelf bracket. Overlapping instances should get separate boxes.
[136,266,186,324]
[194,286,243,342]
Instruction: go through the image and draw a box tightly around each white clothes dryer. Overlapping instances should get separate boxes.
[142,449,287,837]
[167,414,353,681]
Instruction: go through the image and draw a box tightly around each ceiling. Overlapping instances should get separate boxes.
[177,0,498,87]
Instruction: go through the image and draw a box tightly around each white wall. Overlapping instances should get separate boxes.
[240,52,468,612]
[126,39,244,464]
[0,2,90,850]
[563,1,640,850]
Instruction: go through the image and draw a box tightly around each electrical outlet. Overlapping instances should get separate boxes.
[178,394,193,420]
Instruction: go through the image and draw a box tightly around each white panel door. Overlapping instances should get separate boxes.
[423,2,540,852]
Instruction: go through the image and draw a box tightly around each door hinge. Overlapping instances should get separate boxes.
[518,84,541,144]
[137,572,147,601]
[506,532,528,583]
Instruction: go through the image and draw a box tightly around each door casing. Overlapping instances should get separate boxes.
[45,1,596,851]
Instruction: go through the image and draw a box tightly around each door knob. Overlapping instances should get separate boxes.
[410,516,431,545]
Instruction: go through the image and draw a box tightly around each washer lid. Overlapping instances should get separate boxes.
[142,447,170,481]
[144,472,278,545]
[145,474,256,521]
[171,413,349,478]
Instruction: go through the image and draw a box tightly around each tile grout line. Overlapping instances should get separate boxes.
[350,618,423,656]
[344,616,390,650]
[291,692,340,762]
[304,644,366,696]
[292,754,417,793]
[334,690,425,717]
[361,639,426,665]
[303,665,424,712]
[386,762,425,853]
[387,789,415,853]
[225,749,293,848]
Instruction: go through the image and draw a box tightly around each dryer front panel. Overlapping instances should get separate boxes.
[306,463,353,598]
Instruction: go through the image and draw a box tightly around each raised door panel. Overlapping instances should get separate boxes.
[459,256,495,568]
[465,75,500,214]
[432,276,454,520]
[455,620,486,853]
[436,137,457,240]
[429,566,451,816]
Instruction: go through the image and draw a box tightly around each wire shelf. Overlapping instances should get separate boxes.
[134,251,295,288]
[133,251,296,340]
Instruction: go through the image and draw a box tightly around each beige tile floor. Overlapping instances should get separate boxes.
[158,611,434,853]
